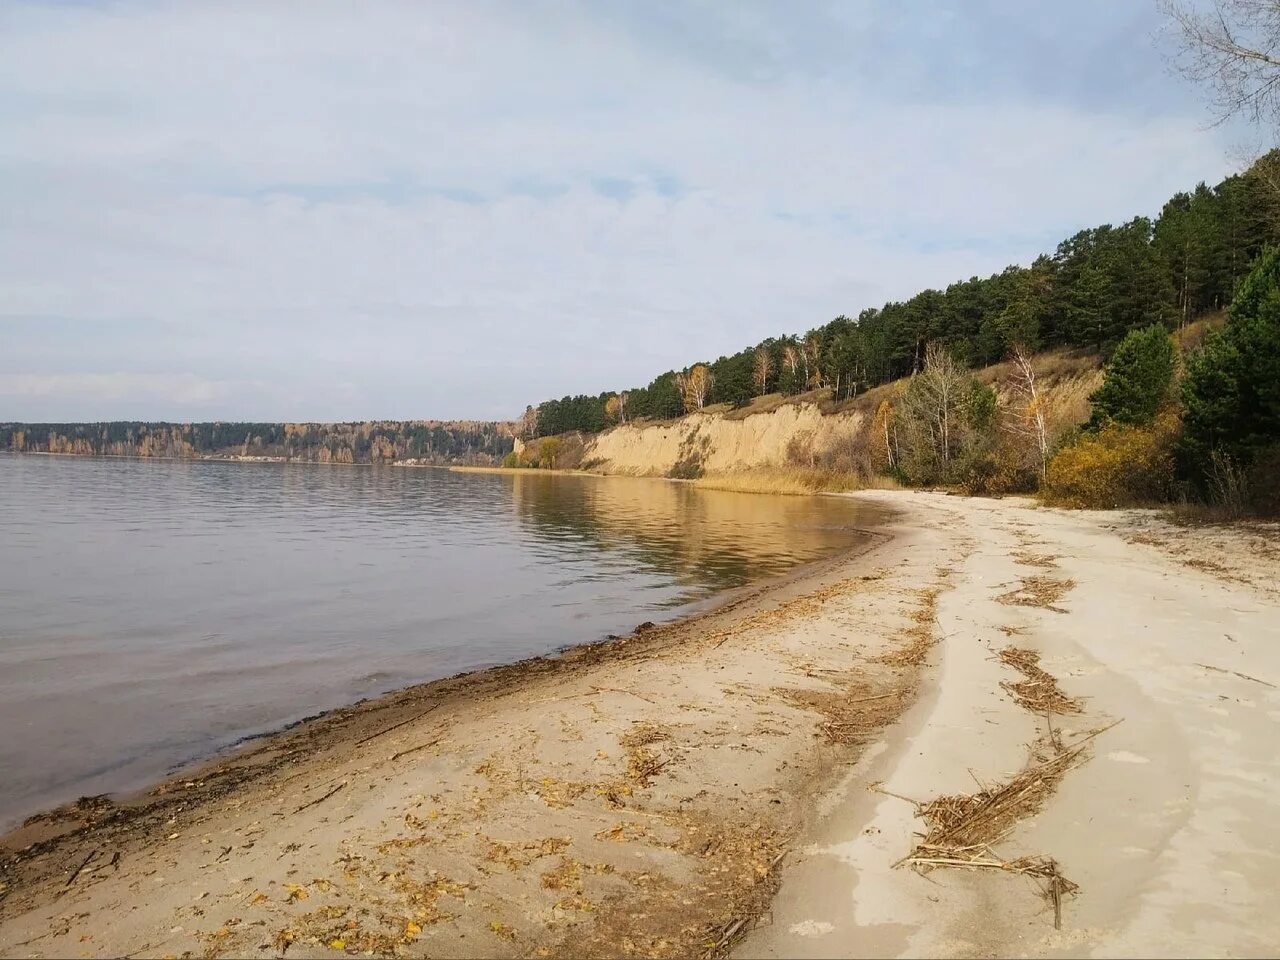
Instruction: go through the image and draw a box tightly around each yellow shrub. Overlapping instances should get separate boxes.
[1041,410,1179,509]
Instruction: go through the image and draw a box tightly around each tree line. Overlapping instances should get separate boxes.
[528,156,1280,438]
[1,420,516,465]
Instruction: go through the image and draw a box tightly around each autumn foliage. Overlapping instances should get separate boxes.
[1041,410,1180,508]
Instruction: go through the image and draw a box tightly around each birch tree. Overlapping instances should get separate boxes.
[752,346,773,396]
[675,364,714,413]
[1164,0,1280,128]
[1004,343,1050,481]
[604,392,628,425]
[900,343,966,473]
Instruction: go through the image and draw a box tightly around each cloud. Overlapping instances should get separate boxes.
[0,0,1241,421]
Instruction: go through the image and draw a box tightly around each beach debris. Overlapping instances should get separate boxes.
[485,836,571,871]
[590,685,658,704]
[895,721,1119,929]
[997,647,1083,714]
[1195,662,1277,689]
[1012,550,1059,569]
[996,576,1075,613]
[540,856,583,892]
[873,585,942,667]
[621,722,675,787]
[292,781,347,815]
[353,703,440,747]
[64,850,98,887]
[697,849,787,959]
[391,735,446,762]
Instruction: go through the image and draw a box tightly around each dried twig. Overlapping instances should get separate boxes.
[391,736,445,762]
[292,781,347,815]
[1195,662,1277,688]
[590,686,657,703]
[65,850,97,887]
[353,704,440,747]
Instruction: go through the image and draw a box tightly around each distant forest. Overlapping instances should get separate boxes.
[1,420,516,465]
[530,155,1280,437]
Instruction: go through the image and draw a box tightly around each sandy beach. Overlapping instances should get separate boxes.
[2,491,1278,959]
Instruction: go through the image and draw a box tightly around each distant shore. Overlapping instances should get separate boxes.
[8,450,473,468]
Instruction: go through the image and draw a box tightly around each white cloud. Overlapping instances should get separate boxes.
[0,0,1239,421]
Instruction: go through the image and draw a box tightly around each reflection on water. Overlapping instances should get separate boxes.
[0,454,885,828]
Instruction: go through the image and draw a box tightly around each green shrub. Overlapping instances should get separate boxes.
[1087,324,1177,428]
[1180,247,1280,507]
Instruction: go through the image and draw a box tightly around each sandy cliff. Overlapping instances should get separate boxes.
[584,401,867,477]
[580,351,1102,480]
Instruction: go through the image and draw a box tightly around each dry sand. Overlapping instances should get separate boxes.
[2,491,1277,959]
[740,491,1280,959]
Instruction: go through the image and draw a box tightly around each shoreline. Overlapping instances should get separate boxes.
[0,502,929,958]
[0,507,890,837]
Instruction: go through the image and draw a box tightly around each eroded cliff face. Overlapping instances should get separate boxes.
[579,351,1103,480]
[584,402,868,477]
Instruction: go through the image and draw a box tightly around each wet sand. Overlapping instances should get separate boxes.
[3,492,1279,959]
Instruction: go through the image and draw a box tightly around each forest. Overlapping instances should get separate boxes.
[0,420,515,465]
[529,156,1279,436]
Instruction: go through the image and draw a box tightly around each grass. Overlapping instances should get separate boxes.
[691,468,901,496]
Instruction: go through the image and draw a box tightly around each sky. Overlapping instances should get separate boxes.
[0,0,1249,422]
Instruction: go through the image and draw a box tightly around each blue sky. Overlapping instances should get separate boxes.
[0,0,1249,421]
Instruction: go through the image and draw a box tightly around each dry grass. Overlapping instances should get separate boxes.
[722,388,833,421]
[978,347,1099,390]
[998,647,1083,714]
[692,468,900,496]
[1012,550,1059,569]
[874,586,942,666]
[996,576,1076,613]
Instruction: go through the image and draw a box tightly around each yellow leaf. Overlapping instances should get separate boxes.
[405,921,421,937]
[328,938,346,950]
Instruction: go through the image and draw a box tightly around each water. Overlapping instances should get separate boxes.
[0,453,885,829]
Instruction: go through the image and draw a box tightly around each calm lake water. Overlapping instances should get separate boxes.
[0,453,886,829]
